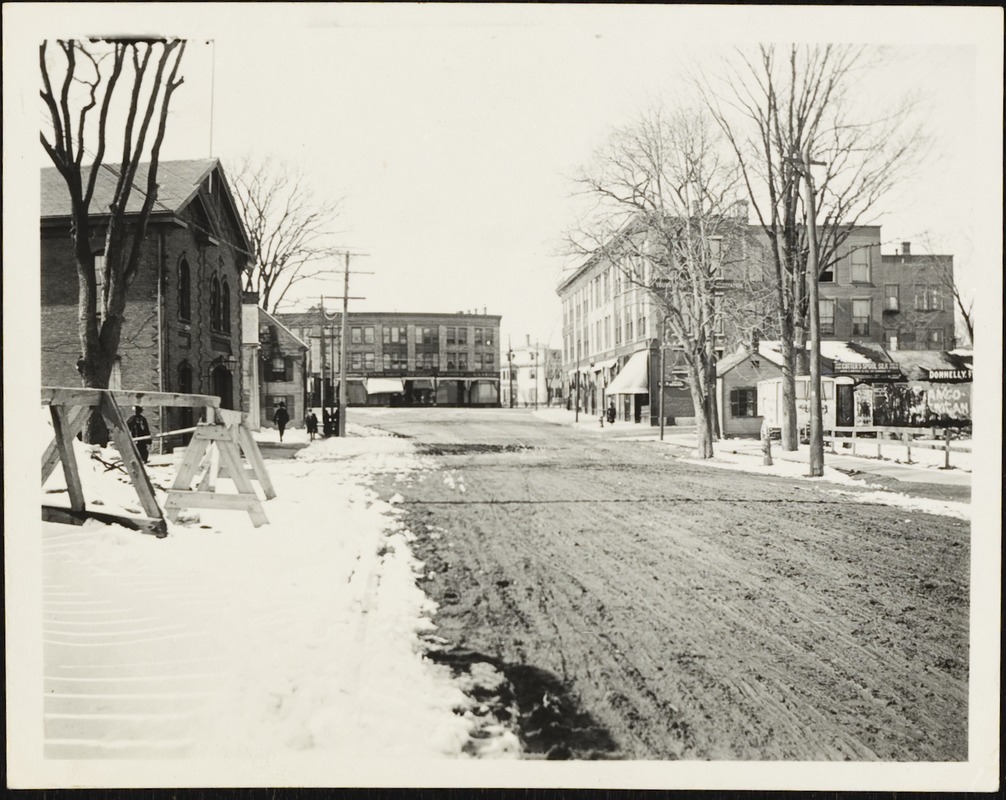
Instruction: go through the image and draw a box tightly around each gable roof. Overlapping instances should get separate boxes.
[42,157,254,260]
[258,306,308,351]
[42,159,219,218]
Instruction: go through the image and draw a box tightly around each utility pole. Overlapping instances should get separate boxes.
[338,252,350,437]
[319,295,327,411]
[659,321,667,441]
[534,344,539,411]
[575,338,581,423]
[800,144,826,477]
[507,338,514,408]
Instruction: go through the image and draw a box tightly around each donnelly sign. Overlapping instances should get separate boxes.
[927,369,973,382]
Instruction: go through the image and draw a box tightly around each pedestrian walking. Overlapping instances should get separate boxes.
[126,406,152,463]
[273,401,290,442]
[306,410,319,441]
[332,402,341,437]
[607,401,616,425]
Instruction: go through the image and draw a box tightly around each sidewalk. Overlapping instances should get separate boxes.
[533,408,971,489]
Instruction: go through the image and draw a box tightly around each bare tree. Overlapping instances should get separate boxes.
[41,38,186,441]
[231,158,342,313]
[700,45,925,450]
[569,107,759,457]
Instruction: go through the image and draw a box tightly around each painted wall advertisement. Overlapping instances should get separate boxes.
[927,382,971,421]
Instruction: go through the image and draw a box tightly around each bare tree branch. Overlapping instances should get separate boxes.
[231,157,344,313]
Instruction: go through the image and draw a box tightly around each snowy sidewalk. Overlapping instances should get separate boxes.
[533,408,971,488]
[40,424,508,761]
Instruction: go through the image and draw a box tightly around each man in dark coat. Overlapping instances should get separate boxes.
[306,410,319,441]
[126,406,152,463]
[273,401,290,441]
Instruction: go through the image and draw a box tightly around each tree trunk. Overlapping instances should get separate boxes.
[779,329,799,451]
[688,362,714,459]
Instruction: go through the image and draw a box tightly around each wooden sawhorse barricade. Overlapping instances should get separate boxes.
[42,388,274,534]
[164,407,275,527]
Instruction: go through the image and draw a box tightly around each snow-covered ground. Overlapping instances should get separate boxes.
[40,416,520,761]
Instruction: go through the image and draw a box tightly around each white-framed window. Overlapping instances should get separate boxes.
[852,299,871,336]
[819,299,836,337]
[850,247,871,283]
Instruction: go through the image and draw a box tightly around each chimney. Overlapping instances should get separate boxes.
[749,329,760,355]
[902,241,911,256]
[483,306,487,315]
[242,291,259,305]
[526,334,531,347]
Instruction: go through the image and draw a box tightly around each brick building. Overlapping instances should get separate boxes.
[41,159,252,449]
[878,242,957,351]
[274,310,502,407]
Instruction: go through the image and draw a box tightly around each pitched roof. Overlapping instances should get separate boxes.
[258,306,308,351]
[41,159,219,219]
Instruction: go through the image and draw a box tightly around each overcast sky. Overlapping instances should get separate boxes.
[7,4,1003,350]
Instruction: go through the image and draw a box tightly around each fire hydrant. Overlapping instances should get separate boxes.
[760,419,773,466]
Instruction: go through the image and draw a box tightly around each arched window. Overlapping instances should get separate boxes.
[210,276,221,331]
[178,258,191,320]
[221,279,231,333]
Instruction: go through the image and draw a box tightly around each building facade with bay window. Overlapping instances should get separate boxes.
[274,310,502,407]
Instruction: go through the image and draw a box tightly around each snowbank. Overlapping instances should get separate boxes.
[41,418,502,760]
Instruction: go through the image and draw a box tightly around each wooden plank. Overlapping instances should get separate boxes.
[216,440,258,496]
[217,408,245,427]
[238,424,276,500]
[42,405,90,484]
[50,405,86,512]
[193,424,239,442]
[42,505,167,536]
[171,435,209,492]
[165,490,268,527]
[197,443,220,492]
[100,393,164,522]
[43,387,221,410]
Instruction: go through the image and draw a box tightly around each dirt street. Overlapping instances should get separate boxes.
[358,408,969,761]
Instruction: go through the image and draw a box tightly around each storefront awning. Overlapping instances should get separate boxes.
[410,379,434,389]
[591,358,617,372]
[365,377,404,395]
[605,350,650,395]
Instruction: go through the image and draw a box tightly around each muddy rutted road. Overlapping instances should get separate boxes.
[361,409,969,760]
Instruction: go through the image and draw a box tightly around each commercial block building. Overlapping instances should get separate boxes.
[41,159,252,450]
[275,310,502,407]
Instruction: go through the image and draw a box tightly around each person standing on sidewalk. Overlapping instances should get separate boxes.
[273,401,290,442]
[305,409,318,441]
[126,406,152,463]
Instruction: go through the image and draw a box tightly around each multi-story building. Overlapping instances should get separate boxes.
[41,159,252,450]
[501,337,563,408]
[274,310,502,407]
[877,241,956,351]
[815,225,884,345]
[559,220,959,426]
[557,245,666,422]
